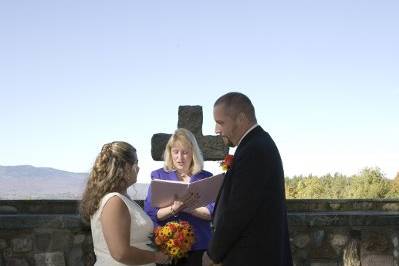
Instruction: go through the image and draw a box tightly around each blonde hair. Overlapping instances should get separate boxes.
[163,128,204,175]
[79,141,137,223]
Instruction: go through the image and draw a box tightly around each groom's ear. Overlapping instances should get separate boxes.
[236,112,246,124]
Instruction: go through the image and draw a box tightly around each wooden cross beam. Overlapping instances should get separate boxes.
[151,106,228,161]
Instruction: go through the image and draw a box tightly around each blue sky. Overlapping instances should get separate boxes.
[1,0,398,182]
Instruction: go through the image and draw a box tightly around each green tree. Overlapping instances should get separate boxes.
[344,167,390,199]
[284,167,395,199]
[386,172,399,198]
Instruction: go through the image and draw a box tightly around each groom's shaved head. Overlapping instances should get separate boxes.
[214,92,257,123]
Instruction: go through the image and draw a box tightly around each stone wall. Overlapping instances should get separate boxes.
[0,200,93,266]
[1,199,399,266]
[288,200,399,266]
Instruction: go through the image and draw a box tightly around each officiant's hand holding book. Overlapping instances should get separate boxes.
[168,190,201,214]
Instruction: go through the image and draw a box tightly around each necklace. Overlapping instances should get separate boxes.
[177,171,191,182]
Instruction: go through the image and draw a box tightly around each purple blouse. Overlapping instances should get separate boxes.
[144,168,214,251]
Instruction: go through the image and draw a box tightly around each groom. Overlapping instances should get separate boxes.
[203,92,293,266]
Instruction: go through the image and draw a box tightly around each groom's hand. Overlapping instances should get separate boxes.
[202,251,219,266]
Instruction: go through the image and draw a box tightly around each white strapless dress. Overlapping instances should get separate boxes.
[91,192,155,266]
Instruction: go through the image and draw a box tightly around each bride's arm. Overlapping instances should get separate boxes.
[101,196,169,265]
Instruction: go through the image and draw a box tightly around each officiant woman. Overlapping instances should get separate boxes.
[144,128,214,266]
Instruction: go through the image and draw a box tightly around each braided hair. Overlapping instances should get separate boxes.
[79,141,137,223]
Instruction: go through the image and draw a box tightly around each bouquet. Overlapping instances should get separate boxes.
[220,154,234,172]
[152,220,195,263]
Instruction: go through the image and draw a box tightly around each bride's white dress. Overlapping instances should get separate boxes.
[91,192,155,266]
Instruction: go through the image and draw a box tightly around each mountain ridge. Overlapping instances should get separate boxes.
[0,165,88,179]
[0,165,148,200]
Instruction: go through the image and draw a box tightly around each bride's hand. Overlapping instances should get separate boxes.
[154,251,170,264]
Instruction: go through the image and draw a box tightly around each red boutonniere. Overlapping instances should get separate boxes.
[220,154,234,172]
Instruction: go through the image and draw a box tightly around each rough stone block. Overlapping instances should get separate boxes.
[3,248,12,258]
[362,231,390,253]
[67,246,83,266]
[293,233,311,248]
[309,242,337,259]
[361,254,393,266]
[330,232,348,254]
[329,203,341,210]
[310,261,337,266]
[35,233,52,251]
[34,252,65,266]
[51,231,72,251]
[383,203,399,212]
[178,105,203,136]
[73,234,85,245]
[4,258,29,266]
[353,202,373,210]
[151,106,228,161]
[11,238,32,252]
[0,206,18,214]
[295,249,310,262]
[311,230,325,247]
[392,234,398,248]
[0,239,6,249]
[330,233,348,247]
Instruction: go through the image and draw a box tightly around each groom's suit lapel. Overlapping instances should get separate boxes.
[213,168,231,213]
[212,126,262,223]
[212,166,230,225]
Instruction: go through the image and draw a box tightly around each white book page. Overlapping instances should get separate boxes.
[150,174,225,209]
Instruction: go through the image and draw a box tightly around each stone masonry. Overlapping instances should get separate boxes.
[1,200,399,265]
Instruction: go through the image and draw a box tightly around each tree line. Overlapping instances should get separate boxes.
[285,167,399,199]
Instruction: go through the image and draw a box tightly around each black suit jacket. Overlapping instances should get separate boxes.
[208,126,293,266]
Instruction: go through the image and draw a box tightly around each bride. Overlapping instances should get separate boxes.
[80,141,170,265]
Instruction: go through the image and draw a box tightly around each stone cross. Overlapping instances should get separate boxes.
[151,106,228,161]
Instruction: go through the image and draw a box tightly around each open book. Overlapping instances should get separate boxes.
[150,174,224,209]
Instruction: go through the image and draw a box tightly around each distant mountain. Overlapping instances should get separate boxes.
[0,165,87,179]
[0,165,149,200]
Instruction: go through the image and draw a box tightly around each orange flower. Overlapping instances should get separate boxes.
[220,154,234,172]
[151,221,195,262]
[155,236,162,245]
